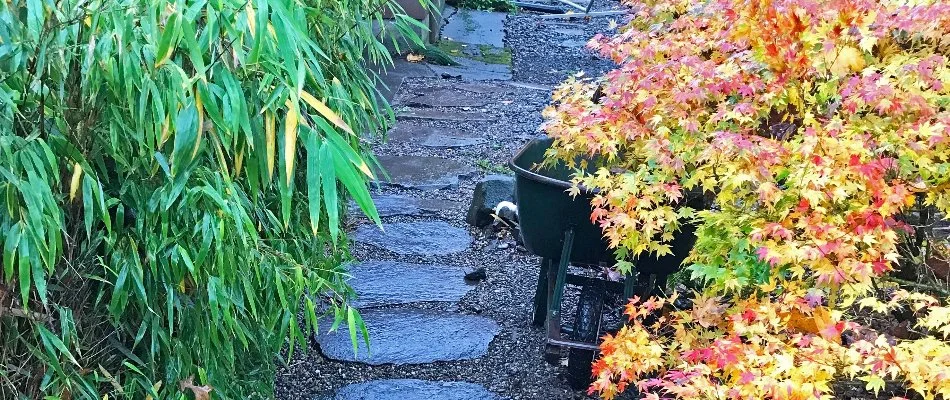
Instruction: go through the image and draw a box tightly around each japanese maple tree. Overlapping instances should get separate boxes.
[542,0,950,398]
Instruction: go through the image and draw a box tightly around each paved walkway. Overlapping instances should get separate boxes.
[313,10,561,400]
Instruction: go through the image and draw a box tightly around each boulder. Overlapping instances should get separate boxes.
[466,175,515,227]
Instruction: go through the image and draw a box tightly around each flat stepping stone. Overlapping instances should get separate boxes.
[316,309,499,365]
[554,28,586,36]
[429,57,512,81]
[374,155,475,190]
[406,89,490,108]
[348,261,473,307]
[353,222,472,255]
[559,39,589,48]
[348,194,460,218]
[455,82,510,94]
[329,379,498,400]
[398,108,492,121]
[387,125,486,148]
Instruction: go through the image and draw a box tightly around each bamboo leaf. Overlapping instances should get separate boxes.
[300,90,354,135]
[69,163,83,201]
[4,223,21,284]
[265,110,276,181]
[154,11,180,68]
[283,98,299,187]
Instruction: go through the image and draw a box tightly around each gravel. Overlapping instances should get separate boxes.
[506,0,622,86]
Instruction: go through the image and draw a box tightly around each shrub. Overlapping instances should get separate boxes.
[542,0,950,398]
[0,0,422,398]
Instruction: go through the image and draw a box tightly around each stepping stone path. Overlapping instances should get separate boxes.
[316,309,500,365]
[313,9,531,398]
[353,222,472,255]
[347,261,473,307]
[329,379,499,400]
[374,155,475,190]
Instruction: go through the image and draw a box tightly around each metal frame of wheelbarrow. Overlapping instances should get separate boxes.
[531,234,657,352]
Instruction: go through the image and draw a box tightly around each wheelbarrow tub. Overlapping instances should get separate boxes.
[510,138,699,274]
[509,138,612,264]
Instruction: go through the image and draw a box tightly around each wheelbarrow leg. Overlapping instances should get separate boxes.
[532,258,550,327]
[545,228,575,364]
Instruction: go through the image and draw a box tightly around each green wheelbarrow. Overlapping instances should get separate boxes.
[509,138,698,390]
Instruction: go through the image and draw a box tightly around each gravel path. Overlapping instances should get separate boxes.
[273,6,626,399]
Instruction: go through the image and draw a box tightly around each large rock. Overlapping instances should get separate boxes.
[353,222,472,255]
[328,379,498,400]
[316,309,500,365]
[374,155,475,190]
[348,261,473,307]
[466,175,516,227]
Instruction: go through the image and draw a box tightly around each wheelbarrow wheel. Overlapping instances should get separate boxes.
[567,283,604,390]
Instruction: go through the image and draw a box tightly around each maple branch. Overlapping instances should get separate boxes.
[881,277,949,297]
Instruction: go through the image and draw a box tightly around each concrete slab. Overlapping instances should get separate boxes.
[441,7,507,48]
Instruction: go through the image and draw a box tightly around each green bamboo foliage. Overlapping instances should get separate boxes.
[0,0,428,398]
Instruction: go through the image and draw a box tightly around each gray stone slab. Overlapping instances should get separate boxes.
[558,39,589,48]
[455,82,511,94]
[421,134,486,148]
[329,379,498,400]
[398,108,492,122]
[554,28,586,36]
[353,222,472,255]
[348,261,472,307]
[430,57,512,81]
[316,309,499,365]
[442,7,507,48]
[406,89,491,107]
[387,124,486,148]
[374,155,476,190]
[348,194,460,218]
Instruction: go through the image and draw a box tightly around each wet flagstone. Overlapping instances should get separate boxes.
[348,261,473,307]
[386,124,486,148]
[327,379,498,400]
[398,108,492,121]
[316,309,500,365]
[374,155,475,190]
[348,194,460,218]
[442,7,507,48]
[406,88,491,108]
[353,221,472,255]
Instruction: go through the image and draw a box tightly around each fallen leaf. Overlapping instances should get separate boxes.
[406,53,424,62]
[180,376,213,400]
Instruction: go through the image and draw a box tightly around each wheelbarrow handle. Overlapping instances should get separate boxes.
[550,227,575,317]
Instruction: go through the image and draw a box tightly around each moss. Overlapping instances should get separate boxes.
[436,39,512,66]
[477,44,512,65]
